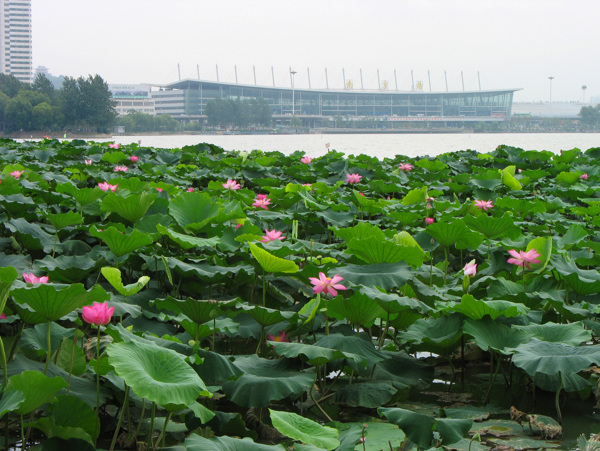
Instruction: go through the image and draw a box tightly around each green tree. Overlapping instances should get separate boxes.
[5,95,33,130]
[59,75,116,131]
[250,98,272,127]
[0,73,24,97]
[0,92,10,123]
[579,105,600,126]
[59,76,82,128]
[155,114,180,132]
[32,73,56,104]
[32,102,55,130]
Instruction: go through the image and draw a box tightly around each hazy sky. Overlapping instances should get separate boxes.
[33,0,599,103]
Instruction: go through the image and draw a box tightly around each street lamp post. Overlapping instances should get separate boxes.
[290,68,297,115]
[548,76,554,103]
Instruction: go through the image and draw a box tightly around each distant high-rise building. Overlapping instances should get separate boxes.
[0,0,32,83]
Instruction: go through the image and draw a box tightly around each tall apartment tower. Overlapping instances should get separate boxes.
[0,0,32,83]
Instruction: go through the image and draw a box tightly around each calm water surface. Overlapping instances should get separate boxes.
[88,132,600,159]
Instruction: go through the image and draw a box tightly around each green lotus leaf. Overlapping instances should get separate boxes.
[160,256,254,283]
[5,371,67,415]
[269,409,340,450]
[10,283,109,322]
[346,237,424,267]
[56,337,87,376]
[21,322,75,358]
[510,339,600,378]
[249,243,299,274]
[393,231,423,249]
[464,213,518,240]
[101,150,127,164]
[184,434,286,450]
[445,294,529,320]
[332,222,385,242]
[335,262,413,291]
[101,266,150,297]
[334,381,397,408]
[156,224,220,249]
[0,390,24,419]
[360,286,431,315]
[6,217,56,253]
[193,349,244,385]
[526,236,552,272]
[513,322,592,346]
[37,255,103,284]
[56,183,105,206]
[168,191,219,231]
[27,394,100,445]
[557,224,589,251]
[332,421,406,451]
[107,340,210,409]
[401,187,428,205]
[552,255,600,295]
[0,265,17,314]
[100,191,157,223]
[314,334,388,368]
[425,219,471,248]
[155,295,225,324]
[236,303,296,327]
[221,355,315,408]
[327,290,387,327]
[90,225,154,257]
[269,341,368,367]
[556,171,581,184]
[500,165,523,190]
[399,315,463,355]
[45,211,84,230]
[463,318,530,354]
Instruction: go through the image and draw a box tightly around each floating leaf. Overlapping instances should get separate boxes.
[269,409,340,450]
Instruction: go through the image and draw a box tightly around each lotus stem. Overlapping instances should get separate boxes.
[109,384,130,451]
[148,401,157,449]
[134,398,146,441]
[555,372,563,424]
[262,275,266,307]
[484,351,502,405]
[309,383,333,423]
[156,411,172,449]
[94,326,101,444]
[43,321,51,375]
[0,336,7,387]
[443,246,449,285]
[66,336,77,395]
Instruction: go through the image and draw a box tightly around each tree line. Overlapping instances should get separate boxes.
[205,98,272,128]
[0,73,116,133]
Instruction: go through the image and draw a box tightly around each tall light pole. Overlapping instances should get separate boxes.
[548,76,554,103]
[290,68,297,115]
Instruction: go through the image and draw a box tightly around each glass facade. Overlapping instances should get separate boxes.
[161,80,516,121]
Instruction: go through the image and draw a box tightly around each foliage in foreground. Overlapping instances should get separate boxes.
[0,138,599,449]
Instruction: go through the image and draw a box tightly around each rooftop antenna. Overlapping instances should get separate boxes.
[411,70,414,91]
[325,68,329,89]
[271,66,275,87]
[360,69,364,90]
[178,63,181,81]
[478,71,481,90]
[461,71,465,91]
[216,65,219,82]
[428,70,431,92]
[342,68,346,88]
[394,69,398,91]
[253,66,256,85]
[444,70,448,91]
[377,69,381,90]
[197,64,200,80]
[235,65,238,84]
[307,67,311,89]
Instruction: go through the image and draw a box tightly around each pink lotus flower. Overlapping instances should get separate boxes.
[10,170,23,179]
[261,229,286,242]
[0,313,6,320]
[114,166,128,172]
[108,143,120,149]
[84,159,93,165]
[507,249,541,269]
[301,156,313,164]
[222,179,241,190]
[253,194,271,210]
[23,273,49,284]
[156,188,163,192]
[267,330,290,343]
[98,182,118,192]
[399,163,413,171]
[345,173,362,184]
[425,217,435,225]
[581,173,588,180]
[130,155,139,163]
[82,302,114,326]
[464,261,477,277]
[186,187,194,192]
[474,200,494,211]
[309,272,347,297]
[235,223,243,229]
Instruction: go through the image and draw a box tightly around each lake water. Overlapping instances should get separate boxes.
[84,132,600,160]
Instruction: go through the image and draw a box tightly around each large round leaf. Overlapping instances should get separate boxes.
[269,409,340,450]
[10,283,109,322]
[0,266,17,313]
[221,355,315,408]
[100,191,157,223]
[107,340,210,409]
[100,266,150,296]
[90,226,154,257]
[184,434,286,450]
[5,371,67,415]
[336,262,413,290]
[249,243,299,274]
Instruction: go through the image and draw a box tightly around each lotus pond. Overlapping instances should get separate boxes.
[1,138,600,450]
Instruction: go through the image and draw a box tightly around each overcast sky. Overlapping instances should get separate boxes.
[32,0,599,103]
